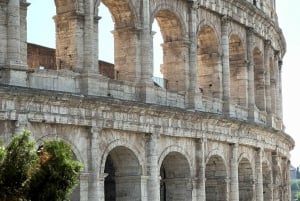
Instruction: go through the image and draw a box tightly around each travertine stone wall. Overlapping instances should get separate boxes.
[0,0,293,201]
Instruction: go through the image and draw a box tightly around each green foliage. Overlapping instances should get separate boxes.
[27,141,83,201]
[295,191,300,201]
[0,130,38,201]
[0,130,83,201]
[292,180,300,191]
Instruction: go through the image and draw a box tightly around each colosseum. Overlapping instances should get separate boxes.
[0,0,294,200]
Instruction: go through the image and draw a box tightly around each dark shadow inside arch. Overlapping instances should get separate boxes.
[104,146,141,201]
[160,152,192,201]
[205,155,227,201]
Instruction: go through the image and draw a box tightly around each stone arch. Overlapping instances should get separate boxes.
[99,0,137,28]
[98,0,139,81]
[100,138,145,175]
[205,154,228,201]
[103,146,142,201]
[36,134,84,201]
[253,46,266,111]
[36,134,86,170]
[262,159,272,201]
[152,8,188,92]
[197,24,222,98]
[159,151,192,201]
[229,34,247,107]
[158,145,193,174]
[238,157,254,201]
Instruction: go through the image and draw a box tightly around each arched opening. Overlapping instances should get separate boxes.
[205,155,227,201]
[197,25,221,98]
[229,34,247,107]
[98,4,115,79]
[152,19,165,88]
[27,0,56,70]
[238,158,254,201]
[160,152,192,201]
[100,0,137,82]
[104,146,142,201]
[156,10,186,92]
[253,47,266,111]
[262,162,272,201]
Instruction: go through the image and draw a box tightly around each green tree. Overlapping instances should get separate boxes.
[292,180,300,191]
[27,140,83,201]
[0,130,83,201]
[0,130,38,201]
[295,191,300,201]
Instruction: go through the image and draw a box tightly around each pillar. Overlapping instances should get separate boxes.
[246,27,255,121]
[80,173,89,201]
[7,0,21,66]
[255,148,263,201]
[88,127,101,201]
[195,138,206,201]
[186,0,201,109]
[161,40,189,92]
[145,133,160,201]
[277,59,283,121]
[272,151,280,201]
[221,16,231,116]
[14,114,29,134]
[83,0,97,73]
[230,143,239,201]
[140,0,152,86]
[264,40,273,126]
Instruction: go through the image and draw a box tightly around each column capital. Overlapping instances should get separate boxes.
[221,15,231,25]
[188,0,200,10]
[246,27,254,36]
[264,39,272,47]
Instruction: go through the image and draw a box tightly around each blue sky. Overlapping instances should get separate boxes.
[27,1,300,166]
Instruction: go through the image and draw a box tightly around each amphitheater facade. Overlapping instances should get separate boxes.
[0,0,294,200]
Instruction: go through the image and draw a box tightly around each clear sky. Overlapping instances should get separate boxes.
[27,1,299,166]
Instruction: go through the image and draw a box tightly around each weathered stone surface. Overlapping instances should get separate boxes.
[0,0,293,201]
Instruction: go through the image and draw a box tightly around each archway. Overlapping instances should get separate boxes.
[27,0,56,70]
[160,152,192,201]
[155,10,186,92]
[100,0,137,82]
[253,47,265,111]
[104,146,142,201]
[238,158,254,201]
[197,25,221,98]
[229,34,247,107]
[262,162,272,201]
[205,155,227,201]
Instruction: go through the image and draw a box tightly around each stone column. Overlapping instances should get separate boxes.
[255,148,263,201]
[195,138,206,201]
[80,173,89,201]
[246,27,255,121]
[140,0,152,86]
[88,127,101,201]
[230,143,239,201]
[272,151,280,201]
[277,59,283,121]
[286,160,292,201]
[14,114,29,134]
[264,40,273,125]
[83,0,97,73]
[145,133,160,201]
[186,0,201,110]
[7,0,21,66]
[221,16,231,116]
